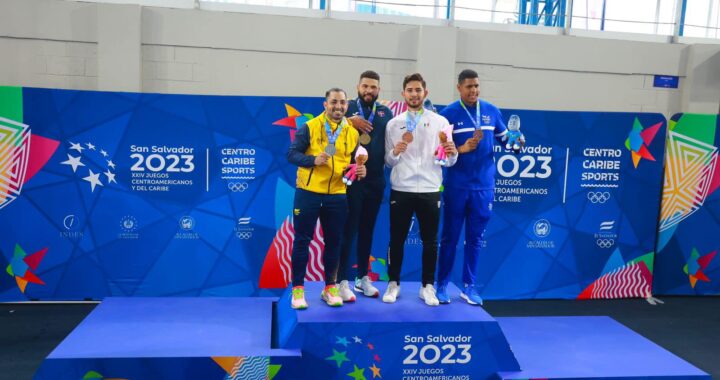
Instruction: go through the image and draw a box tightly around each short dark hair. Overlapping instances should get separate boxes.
[325,87,347,99]
[359,70,380,82]
[403,73,426,90]
[458,69,479,84]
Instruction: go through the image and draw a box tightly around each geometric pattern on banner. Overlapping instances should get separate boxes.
[261,216,325,288]
[578,251,653,299]
[212,356,271,380]
[232,356,269,380]
[659,131,718,231]
[0,116,30,210]
[578,261,652,299]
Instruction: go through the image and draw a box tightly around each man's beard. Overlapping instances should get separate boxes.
[358,92,378,106]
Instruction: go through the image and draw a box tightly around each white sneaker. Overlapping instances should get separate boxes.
[355,276,380,298]
[382,281,400,303]
[338,280,356,302]
[419,284,439,306]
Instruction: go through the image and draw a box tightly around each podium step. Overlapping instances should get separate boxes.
[34,297,299,380]
[275,281,520,379]
[497,316,710,380]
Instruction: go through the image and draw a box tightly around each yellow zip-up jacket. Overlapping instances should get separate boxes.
[287,112,359,195]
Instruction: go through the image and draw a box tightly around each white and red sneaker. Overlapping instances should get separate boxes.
[338,280,356,302]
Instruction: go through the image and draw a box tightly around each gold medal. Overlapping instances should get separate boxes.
[359,133,371,145]
[402,132,414,143]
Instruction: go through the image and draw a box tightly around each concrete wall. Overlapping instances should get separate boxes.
[2,0,719,117]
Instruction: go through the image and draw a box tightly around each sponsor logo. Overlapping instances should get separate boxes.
[235,216,254,240]
[61,214,83,239]
[533,219,551,238]
[119,215,139,239]
[594,220,617,249]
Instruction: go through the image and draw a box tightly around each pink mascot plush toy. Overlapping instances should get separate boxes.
[434,124,454,166]
[343,146,368,186]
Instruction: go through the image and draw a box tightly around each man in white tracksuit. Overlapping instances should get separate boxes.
[383,73,458,306]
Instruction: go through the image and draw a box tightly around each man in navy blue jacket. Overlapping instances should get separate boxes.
[336,70,394,302]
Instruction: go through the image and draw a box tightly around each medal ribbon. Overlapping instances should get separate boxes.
[405,108,424,133]
[357,99,377,124]
[460,100,481,130]
[324,115,346,145]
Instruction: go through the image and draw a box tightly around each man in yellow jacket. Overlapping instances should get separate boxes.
[287,88,365,309]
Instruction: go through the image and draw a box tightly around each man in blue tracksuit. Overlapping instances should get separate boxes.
[436,69,513,305]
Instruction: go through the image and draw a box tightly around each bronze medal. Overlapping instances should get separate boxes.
[402,131,414,143]
[359,133,371,145]
[473,129,483,140]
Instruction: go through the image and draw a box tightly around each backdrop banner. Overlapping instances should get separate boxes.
[0,87,667,301]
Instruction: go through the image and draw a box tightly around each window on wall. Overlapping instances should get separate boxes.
[604,0,675,35]
[571,0,676,35]
[202,0,321,8]
[332,0,448,19]
[684,0,720,38]
[454,0,519,24]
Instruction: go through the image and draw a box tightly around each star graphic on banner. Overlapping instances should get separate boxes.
[625,118,662,168]
[61,154,85,172]
[273,104,314,142]
[373,354,381,362]
[684,248,717,288]
[347,365,366,380]
[369,364,382,379]
[325,349,350,368]
[107,160,116,169]
[353,336,362,344]
[86,142,96,150]
[69,142,84,152]
[104,170,117,184]
[335,336,349,347]
[367,343,374,350]
[100,149,108,157]
[6,244,47,293]
[83,169,103,192]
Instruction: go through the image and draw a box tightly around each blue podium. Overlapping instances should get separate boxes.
[275,282,519,379]
[34,285,710,380]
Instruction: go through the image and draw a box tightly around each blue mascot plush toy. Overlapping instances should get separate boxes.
[503,114,525,153]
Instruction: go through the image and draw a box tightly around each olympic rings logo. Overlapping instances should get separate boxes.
[228,182,249,192]
[236,232,252,239]
[587,192,611,204]
[596,239,614,248]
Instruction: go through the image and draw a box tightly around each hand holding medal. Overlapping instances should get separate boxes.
[458,100,483,154]
[314,151,331,166]
[355,99,376,145]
